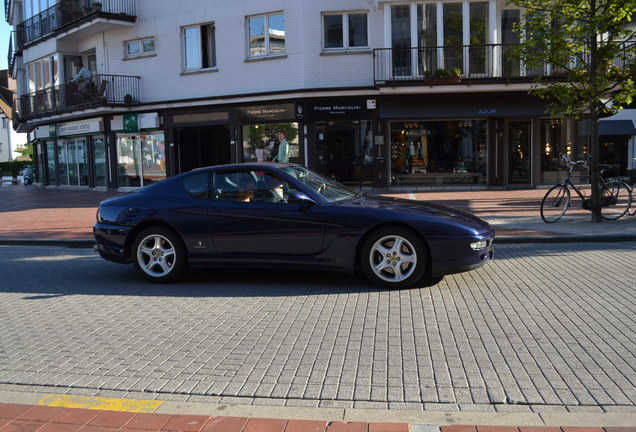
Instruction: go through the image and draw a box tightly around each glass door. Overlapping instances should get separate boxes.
[315,121,374,188]
[508,121,532,184]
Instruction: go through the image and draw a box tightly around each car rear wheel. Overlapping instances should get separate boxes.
[361,227,427,289]
[132,227,187,283]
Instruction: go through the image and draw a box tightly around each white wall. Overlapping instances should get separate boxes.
[0,116,29,163]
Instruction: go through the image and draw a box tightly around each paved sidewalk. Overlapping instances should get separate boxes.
[1,184,635,244]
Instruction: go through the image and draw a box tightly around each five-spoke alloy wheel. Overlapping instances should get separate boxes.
[361,227,427,289]
[132,227,187,283]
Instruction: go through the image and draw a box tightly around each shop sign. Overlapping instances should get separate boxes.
[111,113,160,131]
[237,104,295,122]
[123,114,139,133]
[307,99,370,120]
[58,119,102,136]
[295,103,304,121]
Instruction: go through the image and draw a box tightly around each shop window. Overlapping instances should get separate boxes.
[183,23,216,71]
[540,118,577,185]
[242,123,299,162]
[45,141,57,186]
[56,138,88,187]
[93,137,107,187]
[117,132,166,188]
[322,12,368,50]
[247,12,285,57]
[389,120,488,186]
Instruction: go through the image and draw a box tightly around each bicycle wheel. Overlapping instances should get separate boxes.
[541,184,571,223]
[628,185,636,216]
[600,181,632,220]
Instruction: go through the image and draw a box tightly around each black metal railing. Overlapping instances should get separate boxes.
[17,74,141,119]
[373,44,566,85]
[16,0,136,48]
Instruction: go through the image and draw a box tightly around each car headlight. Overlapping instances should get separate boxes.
[470,240,488,250]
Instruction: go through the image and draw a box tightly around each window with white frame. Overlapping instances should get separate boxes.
[323,12,369,50]
[26,54,59,93]
[183,23,217,71]
[247,12,285,57]
[126,38,156,58]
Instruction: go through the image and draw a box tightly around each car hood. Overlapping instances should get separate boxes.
[339,194,493,234]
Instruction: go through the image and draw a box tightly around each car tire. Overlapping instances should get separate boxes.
[361,227,427,289]
[132,226,187,283]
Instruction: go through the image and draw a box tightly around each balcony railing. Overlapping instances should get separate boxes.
[16,0,136,48]
[17,74,141,120]
[373,44,567,85]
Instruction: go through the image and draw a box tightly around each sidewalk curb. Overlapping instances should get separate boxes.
[494,234,636,244]
[0,238,96,248]
[2,390,636,429]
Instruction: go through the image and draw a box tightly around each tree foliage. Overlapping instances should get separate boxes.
[509,0,635,118]
[507,0,636,221]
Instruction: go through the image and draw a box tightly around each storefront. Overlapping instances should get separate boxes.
[111,113,166,190]
[34,117,106,189]
[304,98,379,188]
[32,94,630,192]
[379,92,573,188]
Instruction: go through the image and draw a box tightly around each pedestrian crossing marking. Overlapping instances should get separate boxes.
[37,394,163,413]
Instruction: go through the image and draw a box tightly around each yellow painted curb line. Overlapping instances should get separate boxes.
[37,394,163,413]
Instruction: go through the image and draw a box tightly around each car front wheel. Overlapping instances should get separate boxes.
[132,227,187,283]
[361,227,427,289]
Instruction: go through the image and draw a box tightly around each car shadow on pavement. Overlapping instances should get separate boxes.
[3,264,444,299]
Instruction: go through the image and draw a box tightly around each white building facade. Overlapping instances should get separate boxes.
[5,0,635,189]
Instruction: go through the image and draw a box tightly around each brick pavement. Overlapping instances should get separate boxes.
[1,184,635,431]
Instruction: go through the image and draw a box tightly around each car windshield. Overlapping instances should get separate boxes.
[281,166,358,203]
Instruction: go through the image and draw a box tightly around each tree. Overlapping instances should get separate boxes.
[507,0,636,222]
[15,143,34,160]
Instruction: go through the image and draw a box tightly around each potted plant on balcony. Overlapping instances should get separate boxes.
[92,2,102,12]
[424,68,462,84]
[123,94,133,105]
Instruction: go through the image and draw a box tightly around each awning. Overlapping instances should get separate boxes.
[599,120,636,136]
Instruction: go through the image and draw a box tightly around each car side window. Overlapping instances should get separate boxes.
[212,170,296,204]
[213,170,256,202]
[182,172,212,199]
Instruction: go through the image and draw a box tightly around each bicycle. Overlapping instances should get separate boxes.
[540,159,633,223]
[612,175,636,216]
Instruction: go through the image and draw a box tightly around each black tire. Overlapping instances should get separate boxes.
[132,226,187,283]
[361,227,427,289]
[600,181,632,220]
[541,185,570,223]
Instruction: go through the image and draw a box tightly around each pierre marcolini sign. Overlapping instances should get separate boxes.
[313,104,363,115]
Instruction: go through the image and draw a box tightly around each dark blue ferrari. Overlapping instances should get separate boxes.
[93,163,494,288]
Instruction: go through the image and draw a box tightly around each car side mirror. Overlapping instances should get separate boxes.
[288,191,316,209]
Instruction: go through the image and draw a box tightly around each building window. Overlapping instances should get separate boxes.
[247,12,285,57]
[126,38,156,58]
[183,23,216,71]
[26,55,59,92]
[323,12,368,50]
